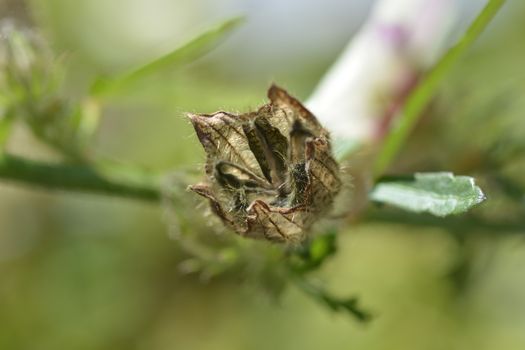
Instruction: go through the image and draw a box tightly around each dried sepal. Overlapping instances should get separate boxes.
[188,85,341,244]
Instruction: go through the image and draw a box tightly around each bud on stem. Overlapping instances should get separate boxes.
[189,85,341,243]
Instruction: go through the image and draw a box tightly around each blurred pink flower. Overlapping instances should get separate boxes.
[306,0,456,149]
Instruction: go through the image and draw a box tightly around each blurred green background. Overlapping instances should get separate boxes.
[1,0,525,349]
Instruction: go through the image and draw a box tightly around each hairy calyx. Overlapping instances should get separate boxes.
[188,85,341,243]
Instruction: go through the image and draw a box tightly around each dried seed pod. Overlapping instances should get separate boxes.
[188,85,341,243]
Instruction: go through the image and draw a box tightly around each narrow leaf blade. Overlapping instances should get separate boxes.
[91,16,244,96]
[370,172,486,217]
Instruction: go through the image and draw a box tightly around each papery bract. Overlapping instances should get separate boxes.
[189,85,341,243]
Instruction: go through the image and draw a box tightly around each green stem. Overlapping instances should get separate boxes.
[373,0,506,177]
[292,274,371,322]
[364,209,525,235]
[2,152,522,237]
[0,153,161,201]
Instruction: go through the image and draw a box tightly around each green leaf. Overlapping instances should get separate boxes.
[373,0,506,176]
[91,16,244,96]
[369,172,486,217]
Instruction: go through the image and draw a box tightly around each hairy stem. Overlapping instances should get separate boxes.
[1,153,523,235]
[0,153,161,201]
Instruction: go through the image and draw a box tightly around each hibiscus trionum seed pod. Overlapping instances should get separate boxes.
[188,85,341,244]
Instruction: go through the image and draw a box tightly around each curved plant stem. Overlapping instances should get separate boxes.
[292,274,371,322]
[0,153,161,201]
[373,0,507,177]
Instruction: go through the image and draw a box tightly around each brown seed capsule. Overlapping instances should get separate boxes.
[188,85,341,244]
